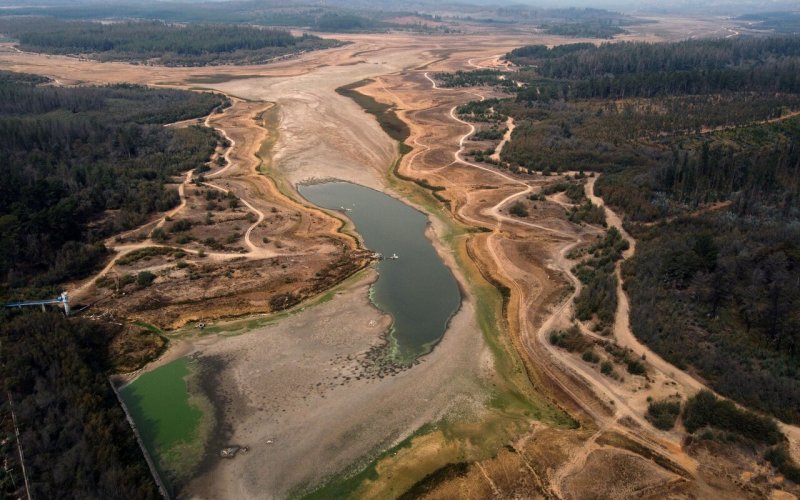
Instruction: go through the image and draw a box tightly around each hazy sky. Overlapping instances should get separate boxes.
[508,0,799,14]
[0,0,797,16]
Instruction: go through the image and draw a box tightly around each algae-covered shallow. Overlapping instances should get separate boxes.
[299,181,461,360]
[121,357,208,484]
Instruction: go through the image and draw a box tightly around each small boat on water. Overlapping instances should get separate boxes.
[389,253,399,260]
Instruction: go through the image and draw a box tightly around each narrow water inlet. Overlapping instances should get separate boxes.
[299,181,462,361]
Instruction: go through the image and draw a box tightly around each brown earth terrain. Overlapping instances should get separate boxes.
[3,17,799,499]
[361,50,800,499]
[69,96,371,330]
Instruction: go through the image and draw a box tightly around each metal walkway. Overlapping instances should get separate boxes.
[4,292,70,315]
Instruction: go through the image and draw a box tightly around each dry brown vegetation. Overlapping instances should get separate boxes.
[70,98,371,330]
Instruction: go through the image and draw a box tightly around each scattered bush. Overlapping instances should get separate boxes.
[169,219,193,233]
[765,444,800,484]
[117,246,177,266]
[581,349,600,363]
[627,359,646,375]
[568,201,606,226]
[473,127,506,141]
[646,399,681,430]
[549,325,591,352]
[136,271,156,288]
[509,201,529,217]
[95,275,114,289]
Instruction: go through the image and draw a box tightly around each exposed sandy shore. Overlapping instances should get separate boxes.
[183,270,490,498]
[171,40,497,498]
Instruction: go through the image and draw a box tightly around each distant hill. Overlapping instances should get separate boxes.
[0,18,343,66]
[737,11,800,34]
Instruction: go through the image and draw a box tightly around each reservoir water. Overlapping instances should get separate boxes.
[299,181,461,360]
[120,357,203,487]
[120,182,462,486]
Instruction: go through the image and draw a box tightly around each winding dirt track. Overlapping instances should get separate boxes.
[489,116,515,162]
[586,176,800,463]
[71,100,304,301]
[423,74,700,472]
[392,58,799,493]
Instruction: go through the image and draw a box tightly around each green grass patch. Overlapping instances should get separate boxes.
[256,103,281,173]
[298,424,434,500]
[133,320,165,334]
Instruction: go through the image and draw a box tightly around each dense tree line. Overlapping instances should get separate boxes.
[0,71,226,288]
[438,36,800,424]
[0,4,453,34]
[434,69,517,90]
[314,13,380,32]
[595,120,800,221]
[620,212,800,423]
[737,12,800,35]
[0,311,160,498]
[509,38,800,78]
[511,61,800,101]
[0,18,341,66]
[506,38,800,99]
[572,228,628,331]
[657,124,800,215]
[486,6,632,25]
[684,390,783,444]
[539,21,625,39]
[508,43,595,60]
[568,62,800,98]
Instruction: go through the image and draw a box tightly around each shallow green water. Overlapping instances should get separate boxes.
[120,358,202,460]
[299,181,462,360]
